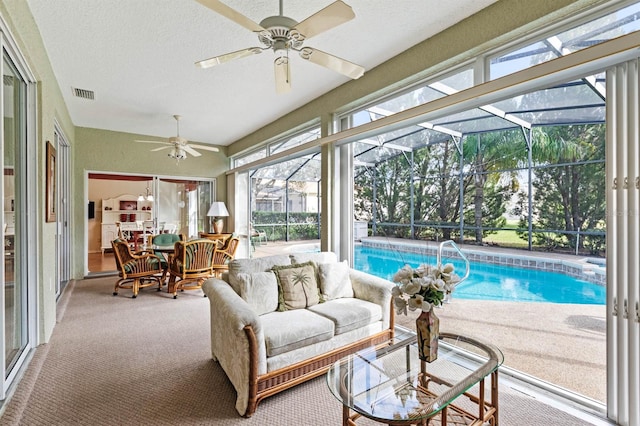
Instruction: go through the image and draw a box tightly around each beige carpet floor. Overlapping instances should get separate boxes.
[0,277,607,425]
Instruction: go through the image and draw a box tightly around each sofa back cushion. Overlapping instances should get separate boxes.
[289,251,337,266]
[228,254,291,293]
[272,262,322,311]
[318,260,354,300]
[237,272,279,315]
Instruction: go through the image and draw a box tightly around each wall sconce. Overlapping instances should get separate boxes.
[207,201,229,234]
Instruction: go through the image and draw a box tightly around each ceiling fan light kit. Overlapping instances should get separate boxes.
[195,0,365,93]
[168,146,187,161]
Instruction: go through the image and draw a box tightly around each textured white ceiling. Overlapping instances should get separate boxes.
[26,0,498,148]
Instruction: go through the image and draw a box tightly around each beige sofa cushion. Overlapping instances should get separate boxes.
[272,262,321,311]
[228,254,291,293]
[308,298,382,335]
[237,272,279,315]
[261,310,334,357]
[318,260,353,300]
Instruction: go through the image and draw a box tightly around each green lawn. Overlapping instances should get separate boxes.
[480,220,529,248]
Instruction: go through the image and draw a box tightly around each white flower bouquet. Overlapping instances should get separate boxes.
[391,263,460,314]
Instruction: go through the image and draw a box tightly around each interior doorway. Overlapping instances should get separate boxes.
[87,173,214,274]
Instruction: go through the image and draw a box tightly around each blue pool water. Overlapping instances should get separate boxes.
[354,246,605,305]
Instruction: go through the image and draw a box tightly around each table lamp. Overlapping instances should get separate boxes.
[207,202,229,234]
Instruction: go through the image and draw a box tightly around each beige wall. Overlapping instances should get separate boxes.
[1,0,76,343]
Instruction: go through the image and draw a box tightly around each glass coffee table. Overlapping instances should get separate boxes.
[326,330,503,425]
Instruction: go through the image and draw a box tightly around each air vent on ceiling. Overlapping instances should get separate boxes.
[72,87,95,100]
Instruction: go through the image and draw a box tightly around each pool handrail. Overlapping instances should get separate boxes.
[437,240,470,286]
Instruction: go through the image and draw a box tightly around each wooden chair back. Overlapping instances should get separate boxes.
[111,239,163,277]
[169,239,217,280]
[213,237,239,262]
[212,236,240,277]
[110,239,163,298]
[111,238,131,271]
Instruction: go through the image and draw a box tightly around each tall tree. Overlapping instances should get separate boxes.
[354,151,411,237]
[463,130,524,243]
[517,124,605,250]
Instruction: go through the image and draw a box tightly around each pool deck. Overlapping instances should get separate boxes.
[253,237,607,406]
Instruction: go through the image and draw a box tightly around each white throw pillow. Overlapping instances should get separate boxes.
[318,260,353,300]
[290,251,338,266]
[237,272,279,315]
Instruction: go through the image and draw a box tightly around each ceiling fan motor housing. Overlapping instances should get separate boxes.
[258,15,303,49]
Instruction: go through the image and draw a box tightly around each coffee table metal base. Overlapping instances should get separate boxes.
[341,370,499,425]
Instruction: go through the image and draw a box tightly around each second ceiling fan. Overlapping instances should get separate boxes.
[195,0,365,93]
[135,115,219,162]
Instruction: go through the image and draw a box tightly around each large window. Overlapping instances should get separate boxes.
[489,2,640,80]
[234,127,322,244]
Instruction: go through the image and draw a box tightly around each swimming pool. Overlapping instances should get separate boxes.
[354,245,605,305]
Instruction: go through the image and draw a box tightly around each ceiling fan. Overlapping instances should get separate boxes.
[134,115,219,162]
[194,0,365,93]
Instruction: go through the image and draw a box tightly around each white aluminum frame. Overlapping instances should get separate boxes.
[0,13,39,400]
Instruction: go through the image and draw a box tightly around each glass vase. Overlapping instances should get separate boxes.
[416,306,439,362]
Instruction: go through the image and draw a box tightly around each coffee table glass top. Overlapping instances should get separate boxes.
[326,330,503,424]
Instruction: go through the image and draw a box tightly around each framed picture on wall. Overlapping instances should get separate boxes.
[46,140,56,223]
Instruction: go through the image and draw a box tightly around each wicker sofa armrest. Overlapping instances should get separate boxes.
[349,269,395,328]
[202,278,266,416]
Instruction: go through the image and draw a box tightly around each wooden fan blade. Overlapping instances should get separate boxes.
[298,47,364,79]
[182,145,202,157]
[292,1,355,40]
[150,146,174,152]
[135,140,171,145]
[195,0,265,32]
[196,47,264,69]
[274,56,291,94]
[189,144,220,152]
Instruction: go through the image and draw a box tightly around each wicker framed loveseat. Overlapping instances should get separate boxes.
[201,251,395,417]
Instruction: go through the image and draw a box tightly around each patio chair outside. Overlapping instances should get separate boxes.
[250,223,267,247]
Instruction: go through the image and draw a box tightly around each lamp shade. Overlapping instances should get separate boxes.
[207,201,229,217]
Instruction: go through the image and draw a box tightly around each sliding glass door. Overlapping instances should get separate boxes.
[1,37,36,400]
[87,174,215,273]
[157,178,213,238]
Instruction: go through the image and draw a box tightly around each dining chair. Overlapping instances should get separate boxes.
[163,223,178,234]
[167,238,217,299]
[115,221,135,249]
[136,220,155,249]
[211,236,240,278]
[111,239,163,298]
[147,233,185,282]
